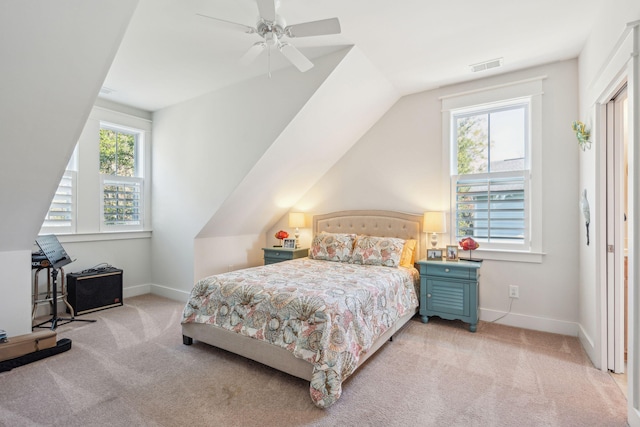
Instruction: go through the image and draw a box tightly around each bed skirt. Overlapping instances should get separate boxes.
[182,308,417,381]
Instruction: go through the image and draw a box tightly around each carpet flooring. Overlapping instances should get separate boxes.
[0,294,628,426]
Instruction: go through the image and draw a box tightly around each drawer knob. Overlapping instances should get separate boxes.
[427,293,432,298]
[445,268,450,273]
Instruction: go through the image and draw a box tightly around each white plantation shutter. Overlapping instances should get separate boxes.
[453,171,529,249]
[40,170,76,234]
[100,175,143,230]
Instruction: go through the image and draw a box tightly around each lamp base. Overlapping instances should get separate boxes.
[430,232,439,248]
[295,229,300,248]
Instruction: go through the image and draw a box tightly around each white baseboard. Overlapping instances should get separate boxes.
[147,284,190,302]
[124,283,189,302]
[578,323,600,369]
[123,284,151,298]
[480,307,579,336]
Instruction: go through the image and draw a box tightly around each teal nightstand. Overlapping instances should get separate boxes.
[262,247,308,265]
[416,259,482,332]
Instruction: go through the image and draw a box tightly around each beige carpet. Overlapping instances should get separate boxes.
[0,294,628,426]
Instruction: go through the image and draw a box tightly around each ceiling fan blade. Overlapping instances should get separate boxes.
[240,42,266,65]
[256,0,277,22]
[278,43,314,72]
[285,17,341,38]
[196,13,256,34]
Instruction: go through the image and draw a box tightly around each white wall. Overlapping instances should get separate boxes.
[577,1,640,367]
[0,251,31,336]
[151,49,351,294]
[61,238,151,293]
[0,1,138,336]
[289,60,581,335]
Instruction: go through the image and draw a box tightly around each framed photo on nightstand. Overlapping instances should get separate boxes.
[427,249,443,260]
[446,245,459,261]
[283,238,296,249]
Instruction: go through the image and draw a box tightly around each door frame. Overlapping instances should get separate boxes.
[593,20,639,426]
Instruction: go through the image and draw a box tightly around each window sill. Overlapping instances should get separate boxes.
[53,231,152,244]
[457,248,545,264]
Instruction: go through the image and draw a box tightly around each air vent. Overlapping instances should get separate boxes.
[469,58,503,73]
[99,86,116,95]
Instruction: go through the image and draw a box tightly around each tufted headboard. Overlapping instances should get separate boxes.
[313,210,425,260]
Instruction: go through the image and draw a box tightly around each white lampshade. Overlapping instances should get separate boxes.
[288,212,305,228]
[423,212,447,248]
[424,212,446,233]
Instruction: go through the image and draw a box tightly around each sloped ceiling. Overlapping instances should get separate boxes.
[197,46,399,238]
[0,0,139,252]
[150,48,356,288]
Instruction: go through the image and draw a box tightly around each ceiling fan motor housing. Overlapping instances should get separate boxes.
[256,15,286,41]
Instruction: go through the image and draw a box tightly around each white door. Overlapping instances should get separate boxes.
[606,86,628,374]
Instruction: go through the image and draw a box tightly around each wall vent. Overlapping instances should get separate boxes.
[469,58,503,73]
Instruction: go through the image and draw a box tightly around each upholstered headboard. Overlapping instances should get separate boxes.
[313,210,425,260]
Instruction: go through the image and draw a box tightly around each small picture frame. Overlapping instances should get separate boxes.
[283,238,296,249]
[427,249,443,260]
[446,245,459,261]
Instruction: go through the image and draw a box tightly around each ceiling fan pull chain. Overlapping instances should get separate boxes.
[268,44,272,79]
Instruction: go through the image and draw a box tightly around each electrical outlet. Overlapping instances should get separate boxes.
[509,285,519,299]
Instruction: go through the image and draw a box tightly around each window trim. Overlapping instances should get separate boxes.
[441,76,545,261]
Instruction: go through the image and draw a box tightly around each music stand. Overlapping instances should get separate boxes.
[33,235,96,330]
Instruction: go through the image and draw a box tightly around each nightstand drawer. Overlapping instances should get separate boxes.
[264,250,291,261]
[426,264,474,280]
[262,248,309,265]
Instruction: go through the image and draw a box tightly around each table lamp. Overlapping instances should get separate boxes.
[288,212,305,248]
[424,211,446,248]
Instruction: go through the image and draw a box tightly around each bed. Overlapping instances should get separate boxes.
[181,210,424,407]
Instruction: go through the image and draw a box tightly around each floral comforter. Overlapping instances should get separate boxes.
[181,258,419,408]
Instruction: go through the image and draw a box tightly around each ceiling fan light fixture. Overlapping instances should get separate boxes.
[265,32,278,46]
[469,58,503,73]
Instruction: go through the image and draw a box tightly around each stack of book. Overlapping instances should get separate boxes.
[0,329,7,343]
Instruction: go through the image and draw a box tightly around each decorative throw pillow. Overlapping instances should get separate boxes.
[399,239,417,268]
[309,233,356,262]
[351,236,405,267]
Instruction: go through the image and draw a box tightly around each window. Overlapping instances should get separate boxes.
[441,77,543,257]
[39,105,151,237]
[452,101,529,249]
[99,124,144,231]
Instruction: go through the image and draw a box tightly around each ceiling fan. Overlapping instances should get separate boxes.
[197,0,341,73]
